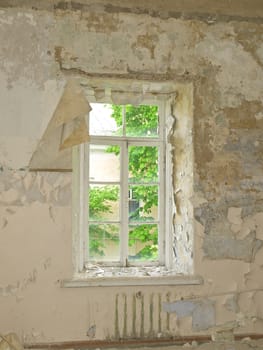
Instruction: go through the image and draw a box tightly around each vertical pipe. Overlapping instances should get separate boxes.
[158,293,162,334]
[123,294,127,338]
[140,294,144,337]
[149,293,154,336]
[115,294,120,339]
[132,294,136,338]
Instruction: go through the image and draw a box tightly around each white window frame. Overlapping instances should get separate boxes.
[65,79,202,287]
[85,101,165,268]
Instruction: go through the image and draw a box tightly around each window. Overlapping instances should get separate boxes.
[86,102,165,266]
[68,80,199,286]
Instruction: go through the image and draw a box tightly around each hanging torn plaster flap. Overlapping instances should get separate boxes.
[29,79,91,170]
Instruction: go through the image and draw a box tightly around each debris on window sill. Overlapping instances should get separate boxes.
[61,265,203,287]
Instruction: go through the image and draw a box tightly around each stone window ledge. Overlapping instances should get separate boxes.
[61,275,203,287]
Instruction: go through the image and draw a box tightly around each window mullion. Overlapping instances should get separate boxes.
[120,140,129,266]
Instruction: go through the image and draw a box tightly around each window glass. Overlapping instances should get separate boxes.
[128,184,158,222]
[125,105,159,137]
[129,224,158,262]
[86,103,161,266]
[89,184,120,221]
[90,104,159,138]
[89,144,120,182]
[89,103,118,136]
[88,223,120,262]
[128,145,159,183]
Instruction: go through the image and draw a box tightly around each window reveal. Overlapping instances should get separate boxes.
[69,80,196,284]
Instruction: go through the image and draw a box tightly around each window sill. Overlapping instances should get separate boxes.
[61,275,203,287]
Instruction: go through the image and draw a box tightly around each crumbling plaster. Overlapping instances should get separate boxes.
[0,2,262,346]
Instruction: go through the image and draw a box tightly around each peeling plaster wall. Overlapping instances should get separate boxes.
[0,2,263,346]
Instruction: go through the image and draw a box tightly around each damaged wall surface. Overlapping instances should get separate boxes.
[0,0,263,347]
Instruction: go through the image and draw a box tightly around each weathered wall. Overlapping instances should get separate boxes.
[0,2,263,346]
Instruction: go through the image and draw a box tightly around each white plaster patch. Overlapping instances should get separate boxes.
[255,111,263,120]
[0,137,38,169]
[237,215,257,240]
[196,26,263,106]
[256,43,263,65]
[227,207,242,225]
[231,223,241,234]
[0,188,19,203]
[0,11,55,87]
[0,76,65,169]
[21,12,37,26]
[237,226,252,240]
[22,172,36,191]
[224,295,239,313]
[254,212,263,240]
[191,193,208,207]
[0,16,14,25]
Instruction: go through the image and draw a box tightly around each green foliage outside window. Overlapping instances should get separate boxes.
[89,186,119,256]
